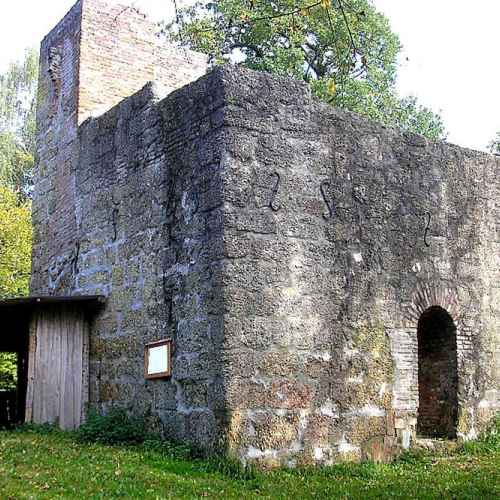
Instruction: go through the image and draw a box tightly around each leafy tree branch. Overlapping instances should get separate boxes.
[0,49,38,199]
[164,0,446,140]
[488,131,500,155]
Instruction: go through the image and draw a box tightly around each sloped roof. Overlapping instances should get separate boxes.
[0,295,105,311]
[0,296,105,350]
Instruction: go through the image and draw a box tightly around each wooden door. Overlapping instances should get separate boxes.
[25,305,89,430]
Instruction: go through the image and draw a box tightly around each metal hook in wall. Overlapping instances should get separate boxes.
[269,172,281,212]
[423,212,431,247]
[320,180,335,220]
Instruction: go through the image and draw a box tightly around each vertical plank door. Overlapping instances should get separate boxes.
[26,305,89,430]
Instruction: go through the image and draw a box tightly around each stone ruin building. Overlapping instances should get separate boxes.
[0,0,498,467]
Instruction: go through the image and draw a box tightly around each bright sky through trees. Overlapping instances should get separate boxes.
[0,0,498,151]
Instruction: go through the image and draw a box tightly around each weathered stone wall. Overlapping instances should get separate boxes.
[73,74,227,448]
[217,68,499,466]
[31,0,499,466]
[32,0,207,296]
[32,1,82,294]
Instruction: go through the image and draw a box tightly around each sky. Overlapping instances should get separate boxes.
[0,0,498,152]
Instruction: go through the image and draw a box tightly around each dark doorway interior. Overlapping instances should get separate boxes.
[417,306,458,438]
[0,313,30,428]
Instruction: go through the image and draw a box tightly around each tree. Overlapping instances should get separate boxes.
[0,353,17,391]
[488,132,500,154]
[0,50,36,392]
[0,186,32,299]
[0,186,31,392]
[0,49,38,199]
[165,0,446,140]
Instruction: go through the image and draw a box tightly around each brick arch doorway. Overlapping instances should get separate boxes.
[417,306,458,438]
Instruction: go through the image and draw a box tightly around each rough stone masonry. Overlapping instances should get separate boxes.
[31,0,499,466]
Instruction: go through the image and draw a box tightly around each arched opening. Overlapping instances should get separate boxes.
[417,306,458,438]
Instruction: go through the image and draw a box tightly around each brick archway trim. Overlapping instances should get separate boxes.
[404,282,463,327]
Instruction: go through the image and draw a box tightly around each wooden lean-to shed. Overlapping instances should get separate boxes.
[0,296,104,429]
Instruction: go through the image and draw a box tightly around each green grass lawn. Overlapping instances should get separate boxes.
[0,428,499,499]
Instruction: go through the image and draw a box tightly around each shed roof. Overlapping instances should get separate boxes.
[0,296,105,351]
[0,295,106,311]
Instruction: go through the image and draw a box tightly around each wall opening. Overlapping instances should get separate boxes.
[417,306,458,438]
[0,320,30,428]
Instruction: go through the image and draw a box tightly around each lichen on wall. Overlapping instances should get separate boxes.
[31,0,499,466]
[218,67,499,465]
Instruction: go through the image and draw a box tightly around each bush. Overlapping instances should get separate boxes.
[77,408,147,445]
[142,437,192,461]
[200,455,259,481]
[0,353,17,391]
[394,448,433,465]
[459,414,500,455]
[14,422,61,435]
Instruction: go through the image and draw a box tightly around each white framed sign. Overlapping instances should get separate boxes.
[144,339,172,379]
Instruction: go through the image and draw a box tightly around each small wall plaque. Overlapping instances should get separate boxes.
[144,339,172,379]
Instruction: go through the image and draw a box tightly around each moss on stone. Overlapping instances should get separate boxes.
[345,323,394,411]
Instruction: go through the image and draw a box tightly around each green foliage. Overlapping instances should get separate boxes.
[14,422,62,435]
[0,131,34,200]
[0,49,38,199]
[0,186,30,392]
[76,408,148,445]
[394,447,434,465]
[76,407,256,479]
[459,414,500,455]
[488,131,500,154]
[1,429,499,498]
[201,455,259,481]
[142,437,193,461]
[0,353,17,391]
[0,186,32,299]
[167,0,446,140]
